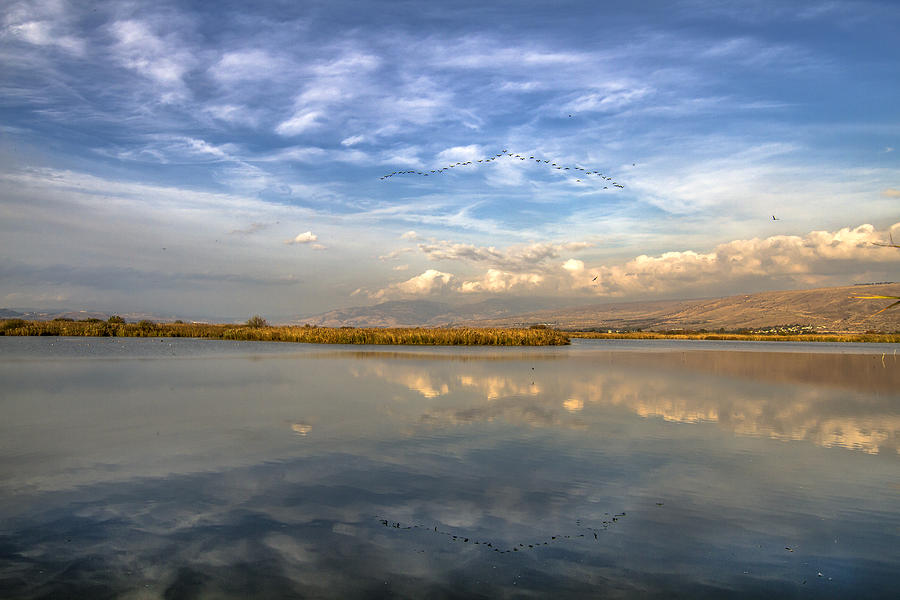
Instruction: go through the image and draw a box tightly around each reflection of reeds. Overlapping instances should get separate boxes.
[0,320,570,346]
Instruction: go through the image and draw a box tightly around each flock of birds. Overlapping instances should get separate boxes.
[380,149,626,188]
[376,512,628,554]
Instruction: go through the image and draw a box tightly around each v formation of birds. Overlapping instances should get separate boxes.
[380,149,626,189]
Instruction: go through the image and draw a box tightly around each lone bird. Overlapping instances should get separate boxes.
[872,233,900,248]
[772,215,780,221]
[852,294,900,316]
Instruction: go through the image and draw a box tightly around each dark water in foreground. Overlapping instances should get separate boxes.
[1,337,898,599]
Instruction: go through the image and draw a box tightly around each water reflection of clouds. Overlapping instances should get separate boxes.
[2,340,899,597]
[355,352,899,455]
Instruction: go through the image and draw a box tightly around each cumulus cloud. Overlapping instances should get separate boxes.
[585,223,900,296]
[882,189,900,198]
[367,223,899,302]
[459,269,544,293]
[418,240,592,271]
[400,231,419,241]
[394,269,456,296]
[371,267,543,299]
[393,264,409,271]
[562,259,584,273]
[286,231,318,245]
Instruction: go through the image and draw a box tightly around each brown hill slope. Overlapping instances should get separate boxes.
[461,283,900,332]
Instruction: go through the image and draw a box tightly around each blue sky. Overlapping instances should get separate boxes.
[1,0,898,319]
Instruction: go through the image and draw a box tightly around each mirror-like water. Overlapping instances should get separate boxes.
[1,337,898,598]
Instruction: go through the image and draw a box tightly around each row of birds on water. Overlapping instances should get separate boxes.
[380,149,626,188]
[377,512,628,553]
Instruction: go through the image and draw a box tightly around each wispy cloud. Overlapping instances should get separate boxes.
[229,222,270,235]
[108,19,195,100]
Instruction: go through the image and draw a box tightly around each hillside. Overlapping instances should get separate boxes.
[461,283,900,332]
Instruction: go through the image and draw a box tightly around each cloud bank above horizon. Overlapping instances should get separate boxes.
[1,0,898,318]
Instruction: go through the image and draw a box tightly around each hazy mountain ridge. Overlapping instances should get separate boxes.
[295,298,568,327]
[462,283,900,332]
[4,283,898,332]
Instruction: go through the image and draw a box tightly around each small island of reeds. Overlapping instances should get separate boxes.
[0,318,570,346]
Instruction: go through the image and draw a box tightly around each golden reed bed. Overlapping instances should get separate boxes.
[0,319,570,346]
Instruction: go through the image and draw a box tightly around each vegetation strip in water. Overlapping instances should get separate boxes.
[568,331,900,343]
[0,319,570,346]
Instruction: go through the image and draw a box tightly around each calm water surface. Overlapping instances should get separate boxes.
[1,337,898,598]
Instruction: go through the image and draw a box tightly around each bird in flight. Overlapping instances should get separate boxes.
[872,233,899,248]
[852,294,900,316]
[772,215,779,221]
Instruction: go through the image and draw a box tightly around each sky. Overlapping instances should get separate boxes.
[1,0,898,320]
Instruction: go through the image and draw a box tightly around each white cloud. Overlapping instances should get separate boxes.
[286,231,318,245]
[882,189,900,198]
[566,86,652,113]
[378,248,413,261]
[585,223,900,296]
[395,269,455,296]
[367,224,900,302]
[371,266,544,299]
[341,135,366,146]
[562,259,584,273]
[204,104,261,127]
[275,111,322,136]
[400,231,419,241]
[109,20,195,95]
[393,264,409,271]
[209,50,286,82]
[418,240,592,271]
[459,269,543,293]
[435,145,483,165]
[7,20,84,54]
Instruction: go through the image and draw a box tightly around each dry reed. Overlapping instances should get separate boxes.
[0,320,570,346]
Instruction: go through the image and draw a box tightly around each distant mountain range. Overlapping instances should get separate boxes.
[292,297,569,327]
[3,282,898,332]
[297,283,900,332]
[461,283,900,333]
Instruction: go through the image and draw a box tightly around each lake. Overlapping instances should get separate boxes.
[1,337,898,598]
